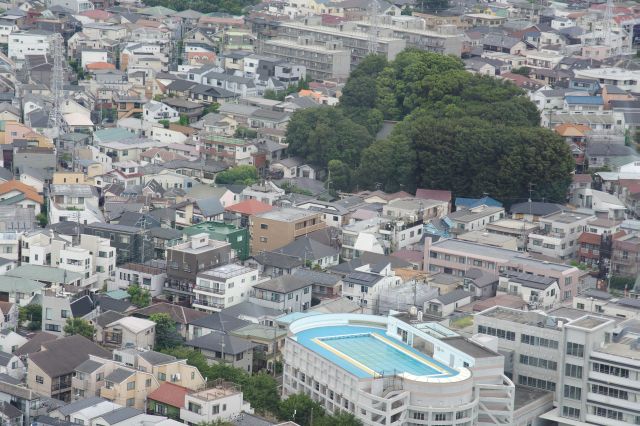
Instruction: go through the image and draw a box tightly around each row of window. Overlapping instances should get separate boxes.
[519,354,557,371]
[562,406,580,419]
[591,384,629,400]
[564,385,582,400]
[521,333,559,349]
[518,375,556,391]
[566,342,584,357]
[592,362,630,378]
[477,325,515,341]
[565,363,583,379]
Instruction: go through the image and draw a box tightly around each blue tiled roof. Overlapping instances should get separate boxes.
[565,96,603,105]
[455,196,503,209]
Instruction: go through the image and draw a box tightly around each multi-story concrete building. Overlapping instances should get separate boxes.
[165,234,233,303]
[276,20,406,69]
[349,21,463,57]
[283,313,546,426]
[341,217,424,260]
[526,211,594,260]
[183,222,250,261]
[259,38,350,80]
[250,275,313,312]
[193,264,263,312]
[42,290,94,335]
[611,233,640,277]
[115,263,166,297]
[180,380,252,425]
[8,30,54,63]
[424,238,583,299]
[497,272,560,310]
[250,208,326,254]
[447,205,505,236]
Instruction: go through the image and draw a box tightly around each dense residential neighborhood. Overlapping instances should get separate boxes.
[0,0,637,424]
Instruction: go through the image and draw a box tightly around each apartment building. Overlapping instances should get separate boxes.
[527,211,594,260]
[72,349,206,409]
[496,273,560,310]
[48,184,103,225]
[341,217,424,260]
[249,275,313,312]
[165,234,234,303]
[250,208,326,254]
[350,21,463,56]
[27,335,110,403]
[180,380,251,425]
[8,30,53,63]
[259,38,350,80]
[424,238,583,299]
[83,222,153,265]
[193,264,263,313]
[447,205,505,235]
[276,20,406,68]
[115,263,166,297]
[611,233,640,277]
[573,288,640,319]
[340,263,402,313]
[41,291,94,335]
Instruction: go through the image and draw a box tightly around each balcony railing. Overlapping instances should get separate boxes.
[165,279,194,294]
[194,284,225,294]
[193,299,225,309]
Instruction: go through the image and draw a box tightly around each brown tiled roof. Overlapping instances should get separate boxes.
[148,382,189,408]
[0,180,43,204]
[132,302,208,325]
[225,199,273,216]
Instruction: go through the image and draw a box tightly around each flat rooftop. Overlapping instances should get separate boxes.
[294,324,458,379]
[198,263,254,280]
[256,207,319,222]
[170,238,230,254]
[486,219,538,232]
[440,336,498,358]
[569,315,611,330]
[542,210,593,223]
[478,306,567,330]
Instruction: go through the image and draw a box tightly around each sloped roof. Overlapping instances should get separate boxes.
[0,180,43,204]
[147,382,189,408]
[186,330,256,355]
[28,335,110,376]
[226,199,273,216]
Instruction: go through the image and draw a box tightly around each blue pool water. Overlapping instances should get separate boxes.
[294,325,457,379]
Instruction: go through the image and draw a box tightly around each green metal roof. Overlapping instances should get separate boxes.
[230,323,287,341]
[105,289,130,300]
[7,265,83,284]
[93,128,135,143]
[183,221,244,236]
[0,276,45,293]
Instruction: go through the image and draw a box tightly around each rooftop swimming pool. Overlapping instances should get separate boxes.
[294,325,458,379]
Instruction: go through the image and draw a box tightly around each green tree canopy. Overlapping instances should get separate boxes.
[64,318,95,340]
[284,48,573,203]
[215,165,259,185]
[127,284,151,308]
[150,313,182,350]
[19,304,42,331]
[278,394,326,426]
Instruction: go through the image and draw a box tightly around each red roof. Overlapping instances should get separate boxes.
[80,9,113,19]
[415,188,452,203]
[578,232,601,245]
[572,174,592,183]
[148,382,189,408]
[226,199,273,216]
[86,62,115,71]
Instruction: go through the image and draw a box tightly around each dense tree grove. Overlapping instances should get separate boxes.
[285,50,574,204]
[143,0,257,15]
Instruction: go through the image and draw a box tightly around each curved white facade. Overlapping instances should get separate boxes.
[283,313,515,426]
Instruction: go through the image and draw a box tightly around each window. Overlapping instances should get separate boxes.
[519,354,557,370]
[45,308,52,320]
[36,375,44,384]
[520,334,558,348]
[564,385,581,400]
[146,378,152,387]
[592,362,629,378]
[434,413,446,421]
[61,310,69,318]
[562,406,580,419]
[260,237,267,243]
[212,405,220,414]
[518,375,556,391]
[158,372,166,381]
[565,363,582,379]
[188,402,202,414]
[127,381,135,390]
[412,413,425,421]
[591,384,628,400]
[477,325,515,341]
[593,407,623,421]
[566,342,584,357]
[260,224,268,229]
[126,398,135,407]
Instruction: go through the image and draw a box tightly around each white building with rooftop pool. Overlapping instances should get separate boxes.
[283,313,550,426]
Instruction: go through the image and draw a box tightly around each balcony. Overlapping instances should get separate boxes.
[193,284,225,294]
[192,298,225,310]
[51,380,72,392]
[165,279,194,294]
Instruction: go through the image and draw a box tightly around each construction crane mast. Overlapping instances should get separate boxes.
[48,33,67,140]
[367,0,379,55]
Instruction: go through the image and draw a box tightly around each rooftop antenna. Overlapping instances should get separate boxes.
[367,0,379,55]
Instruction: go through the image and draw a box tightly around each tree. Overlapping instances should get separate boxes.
[158,119,170,129]
[149,313,182,350]
[19,304,42,331]
[328,159,351,192]
[356,136,416,193]
[286,108,373,169]
[315,412,362,426]
[36,213,48,227]
[179,114,190,126]
[278,394,326,426]
[234,127,258,139]
[511,66,531,76]
[243,373,280,414]
[127,284,151,308]
[64,318,95,340]
[204,103,220,115]
[215,165,259,185]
